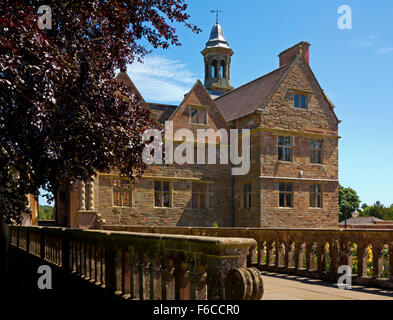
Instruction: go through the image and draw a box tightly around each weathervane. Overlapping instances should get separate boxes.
[210,9,222,24]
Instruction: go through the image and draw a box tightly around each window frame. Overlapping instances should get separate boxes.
[309,183,323,208]
[112,178,132,207]
[243,182,252,209]
[278,135,293,162]
[191,182,212,209]
[310,140,323,164]
[154,180,172,208]
[189,106,208,125]
[293,91,308,109]
[279,182,293,208]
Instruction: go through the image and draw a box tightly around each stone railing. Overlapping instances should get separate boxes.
[8,225,259,300]
[104,225,393,289]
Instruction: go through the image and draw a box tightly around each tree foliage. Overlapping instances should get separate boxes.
[360,201,393,220]
[0,0,199,222]
[338,184,360,222]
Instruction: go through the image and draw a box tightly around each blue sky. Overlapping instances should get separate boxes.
[39,0,393,206]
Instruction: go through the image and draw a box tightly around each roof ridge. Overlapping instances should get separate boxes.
[214,63,291,101]
[147,102,178,107]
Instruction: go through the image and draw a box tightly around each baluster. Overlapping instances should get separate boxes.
[151,257,162,300]
[96,246,102,285]
[101,246,106,287]
[75,242,80,274]
[141,254,151,300]
[293,243,300,270]
[284,242,290,269]
[316,243,324,273]
[305,243,313,271]
[131,253,140,299]
[265,241,273,266]
[329,240,339,274]
[373,245,383,278]
[162,258,175,300]
[81,242,86,277]
[122,249,131,298]
[190,264,207,300]
[115,248,122,295]
[176,261,190,300]
[276,242,283,267]
[91,244,96,282]
[257,241,266,266]
[358,245,367,277]
[339,242,350,270]
[70,241,74,272]
[86,243,91,280]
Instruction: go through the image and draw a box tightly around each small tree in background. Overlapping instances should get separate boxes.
[338,184,360,222]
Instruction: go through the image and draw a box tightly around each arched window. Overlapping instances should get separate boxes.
[220,60,226,78]
[211,60,218,78]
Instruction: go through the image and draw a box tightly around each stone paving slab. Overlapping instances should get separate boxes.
[261,271,393,300]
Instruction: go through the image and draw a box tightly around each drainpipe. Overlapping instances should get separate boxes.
[231,173,235,227]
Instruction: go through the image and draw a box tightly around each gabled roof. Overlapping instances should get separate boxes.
[214,62,292,122]
[148,103,177,123]
[338,216,382,225]
[167,79,228,128]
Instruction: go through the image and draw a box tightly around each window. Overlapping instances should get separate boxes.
[220,60,226,78]
[278,136,292,161]
[310,140,323,164]
[192,183,212,209]
[310,184,322,208]
[154,181,171,207]
[211,60,218,78]
[294,92,307,109]
[279,182,293,208]
[243,182,252,209]
[113,178,131,207]
[190,107,208,124]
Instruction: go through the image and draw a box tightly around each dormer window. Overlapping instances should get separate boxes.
[190,107,208,124]
[294,92,308,109]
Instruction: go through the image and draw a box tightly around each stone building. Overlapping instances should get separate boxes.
[55,22,340,229]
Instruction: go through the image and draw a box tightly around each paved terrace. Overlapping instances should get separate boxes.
[262,271,393,300]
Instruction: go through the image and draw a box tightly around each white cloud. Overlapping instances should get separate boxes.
[359,35,380,47]
[126,56,200,104]
[358,35,392,55]
[377,47,393,55]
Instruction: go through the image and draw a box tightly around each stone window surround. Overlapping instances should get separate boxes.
[189,104,209,125]
[191,182,213,210]
[278,135,293,162]
[309,183,323,209]
[310,139,323,164]
[243,182,252,209]
[278,181,293,208]
[112,177,132,207]
[153,180,172,208]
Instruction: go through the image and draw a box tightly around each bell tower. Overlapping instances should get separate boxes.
[201,17,234,97]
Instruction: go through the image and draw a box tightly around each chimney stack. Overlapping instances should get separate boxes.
[278,41,310,67]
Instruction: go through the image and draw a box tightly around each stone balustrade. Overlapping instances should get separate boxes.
[103,225,393,289]
[8,225,257,300]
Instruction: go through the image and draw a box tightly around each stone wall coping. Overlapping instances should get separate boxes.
[103,225,393,234]
[9,225,256,250]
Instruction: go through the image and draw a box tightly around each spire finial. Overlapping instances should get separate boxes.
[210,9,222,24]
